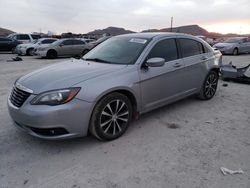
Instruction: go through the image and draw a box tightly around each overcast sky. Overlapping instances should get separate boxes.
[0,0,249,34]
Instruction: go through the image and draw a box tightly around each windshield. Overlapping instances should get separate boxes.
[224,38,244,43]
[83,36,150,64]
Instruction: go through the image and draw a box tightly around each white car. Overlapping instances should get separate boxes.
[16,38,58,56]
[7,33,41,44]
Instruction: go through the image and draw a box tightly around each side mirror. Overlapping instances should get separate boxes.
[145,58,165,67]
[59,43,64,47]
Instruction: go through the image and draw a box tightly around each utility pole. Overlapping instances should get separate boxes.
[170,16,173,32]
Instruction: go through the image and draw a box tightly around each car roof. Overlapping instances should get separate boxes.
[116,32,195,39]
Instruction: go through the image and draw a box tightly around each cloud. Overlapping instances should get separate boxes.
[132,7,152,15]
[0,0,249,34]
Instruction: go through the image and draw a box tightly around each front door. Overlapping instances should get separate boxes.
[139,38,188,112]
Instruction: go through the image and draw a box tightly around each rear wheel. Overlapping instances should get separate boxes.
[11,47,16,54]
[232,48,238,56]
[46,50,57,59]
[198,70,219,100]
[90,93,132,141]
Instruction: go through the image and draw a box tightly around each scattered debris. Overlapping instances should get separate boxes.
[222,83,228,87]
[23,179,29,185]
[220,167,244,175]
[221,61,250,84]
[12,56,23,61]
[166,123,180,129]
[205,120,214,124]
[6,56,23,62]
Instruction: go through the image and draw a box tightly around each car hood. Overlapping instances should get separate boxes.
[17,59,127,94]
[214,43,235,48]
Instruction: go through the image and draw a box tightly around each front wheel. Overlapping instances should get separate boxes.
[232,48,238,56]
[198,70,219,100]
[90,93,132,141]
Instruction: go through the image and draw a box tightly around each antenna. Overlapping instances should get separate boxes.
[170,16,173,32]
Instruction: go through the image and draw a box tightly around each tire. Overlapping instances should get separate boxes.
[90,92,132,141]
[82,49,90,56]
[198,70,219,100]
[46,50,57,59]
[26,48,34,56]
[232,48,238,56]
[11,47,16,54]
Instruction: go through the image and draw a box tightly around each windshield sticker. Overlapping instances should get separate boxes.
[129,38,147,44]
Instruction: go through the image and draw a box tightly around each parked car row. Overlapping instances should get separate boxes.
[16,38,58,55]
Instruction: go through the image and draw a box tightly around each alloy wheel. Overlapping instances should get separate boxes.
[204,73,218,98]
[100,99,129,137]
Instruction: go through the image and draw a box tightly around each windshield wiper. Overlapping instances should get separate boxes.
[82,58,113,64]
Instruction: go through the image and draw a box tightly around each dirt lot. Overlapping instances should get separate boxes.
[0,53,250,188]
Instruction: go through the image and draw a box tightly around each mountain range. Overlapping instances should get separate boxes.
[1,25,249,38]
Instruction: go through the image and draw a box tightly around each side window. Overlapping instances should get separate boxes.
[147,39,178,62]
[31,35,41,40]
[179,38,203,58]
[42,39,56,44]
[19,34,30,40]
[62,40,74,45]
[73,40,85,45]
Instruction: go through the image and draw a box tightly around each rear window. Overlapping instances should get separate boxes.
[179,38,203,58]
[147,39,178,62]
[74,40,85,45]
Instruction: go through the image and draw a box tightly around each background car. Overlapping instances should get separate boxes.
[16,38,58,56]
[196,35,215,46]
[213,37,250,55]
[8,33,221,141]
[0,37,20,52]
[82,36,111,55]
[34,38,87,58]
[7,33,41,44]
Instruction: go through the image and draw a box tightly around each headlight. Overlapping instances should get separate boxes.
[31,88,81,106]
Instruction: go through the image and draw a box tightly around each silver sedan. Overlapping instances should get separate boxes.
[8,33,222,141]
[213,37,250,55]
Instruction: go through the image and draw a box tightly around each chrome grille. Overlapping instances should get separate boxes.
[10,86,31,108]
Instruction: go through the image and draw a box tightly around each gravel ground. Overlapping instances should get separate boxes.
[0,53,249,188]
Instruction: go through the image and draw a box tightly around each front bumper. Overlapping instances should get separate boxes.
[8,95,94,140]
[15,47,27,55]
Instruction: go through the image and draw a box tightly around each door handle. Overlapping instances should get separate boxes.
[173,63,182,68]
[201,56,208,61]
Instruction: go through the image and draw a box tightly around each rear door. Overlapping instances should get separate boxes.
[177,38,210,91]
[72,40,86,55]
[16,34,31,43]
[240,38,250,53]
